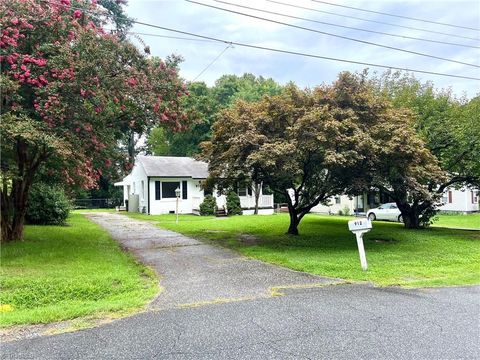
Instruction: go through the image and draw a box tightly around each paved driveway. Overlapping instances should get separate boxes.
[84,213,341,309]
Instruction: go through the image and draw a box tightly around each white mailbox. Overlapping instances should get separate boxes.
[348,218,372,271]
[348,219,372,232]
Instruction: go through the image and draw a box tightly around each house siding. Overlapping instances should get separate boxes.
[149,178,204,215]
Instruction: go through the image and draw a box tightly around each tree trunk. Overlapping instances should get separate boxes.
[1,184,29,242]
[253,183,260,215]
[402,211,421,229]
[287,212,299,235]
[1,142,36,242]
[397,202,422,229]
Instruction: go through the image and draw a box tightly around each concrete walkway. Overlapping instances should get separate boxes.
[85,213,342,310]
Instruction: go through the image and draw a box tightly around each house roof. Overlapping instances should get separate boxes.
[136,155,209,179]
[114,174,131,186]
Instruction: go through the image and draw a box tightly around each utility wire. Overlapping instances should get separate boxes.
[132,20,480,81]
[193,44,233,81]
[311,0,480,32]
[265,0,480,42]
[127,31,221,43]
[40,0,480,80]
[213,0,478,49]
[187,0,480,69]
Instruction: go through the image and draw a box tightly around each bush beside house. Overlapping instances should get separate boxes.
[199,195,217,216]
[26,183,71,225]
[226,191,242,216]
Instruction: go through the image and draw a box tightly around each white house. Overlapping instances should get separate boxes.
[311,187,479,215]
[114,155,274,215]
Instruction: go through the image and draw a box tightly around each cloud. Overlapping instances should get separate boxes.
[126,0,480,98]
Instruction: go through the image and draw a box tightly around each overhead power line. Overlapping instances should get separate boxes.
[213,0,478,49]
[311,0,480,32]
[40,0,480,81]
[265,0,480,42]
[126,31,221,43]
[131,20,480,81]
[187,0,480,69]
[193,44,233,81]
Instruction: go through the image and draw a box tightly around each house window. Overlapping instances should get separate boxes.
[448,191,453,204]
[238,187,247,197]
[155,181,161,200]
[335,196,341,204]
[473,191,479,204]
[141,180,145,200]
[162,181,180,198]
[182,181,188,200]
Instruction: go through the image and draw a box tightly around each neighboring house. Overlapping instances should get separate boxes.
[311,188,479,215]
[114,155,274,215]
[438,187,479,213]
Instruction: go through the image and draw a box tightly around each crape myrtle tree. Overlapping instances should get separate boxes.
[0,0,188,242]
[369,71,478,226]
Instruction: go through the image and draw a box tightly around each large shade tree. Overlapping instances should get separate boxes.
[204,72,441,233]
[369,71,479,226]
[0,0,188,241]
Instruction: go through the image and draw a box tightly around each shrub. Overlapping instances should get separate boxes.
[26,183,71,225]
[226,191,242,216]
[199,195,217,216]
[342,206,351,216]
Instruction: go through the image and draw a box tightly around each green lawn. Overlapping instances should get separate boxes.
[125,213,480,288]
[0,213,158,327]
[433,213,480,230]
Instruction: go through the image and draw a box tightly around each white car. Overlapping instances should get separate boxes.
[367,203,403,222]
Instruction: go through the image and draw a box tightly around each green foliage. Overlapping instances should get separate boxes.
[146,74,284,157]
[226,191,242,216]
[199,195,217,216]
[204,73,436,233]
[0,214,158,326]
[26,183,71,225]
[370,70,479,185]
[147,127,170,156]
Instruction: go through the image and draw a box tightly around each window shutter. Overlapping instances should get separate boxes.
[472,191,475,204]
[155,181,161,200]
[448,191,452,203]
[247,186,253,196]
[182,181,188,200]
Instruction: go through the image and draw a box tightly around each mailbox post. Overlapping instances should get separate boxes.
[348,218,372,271]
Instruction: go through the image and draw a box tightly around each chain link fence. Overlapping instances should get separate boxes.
[73,198,122,209]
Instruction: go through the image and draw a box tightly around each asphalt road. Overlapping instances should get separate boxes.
[3,284,479,359]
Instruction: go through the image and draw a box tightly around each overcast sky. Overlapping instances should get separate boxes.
[124,0,479,98]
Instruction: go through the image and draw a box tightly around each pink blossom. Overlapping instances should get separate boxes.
[126,78,138,87]
[73,10,82,19]
[95,106,102,113]
[61,0,71,5]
